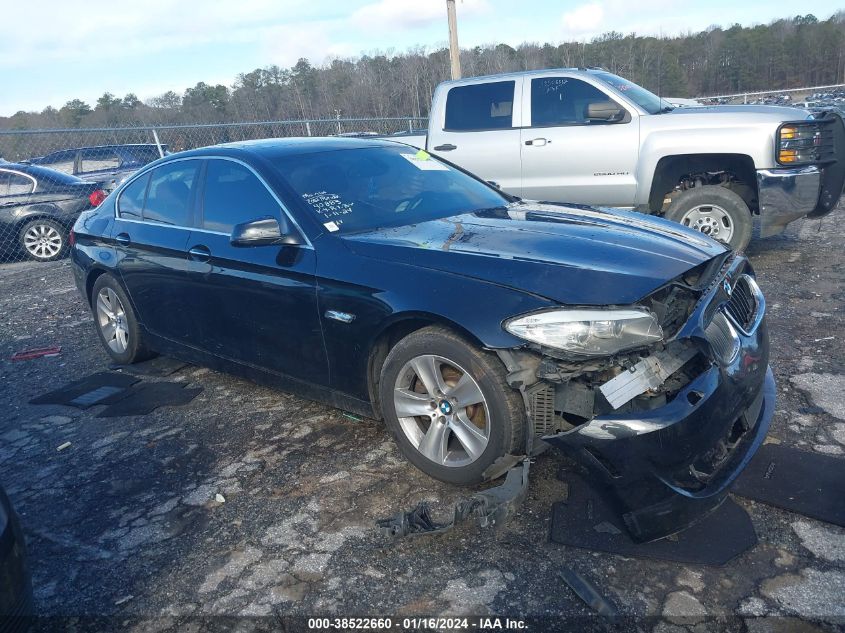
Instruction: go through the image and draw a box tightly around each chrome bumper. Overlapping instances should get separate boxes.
[756,166,821,237]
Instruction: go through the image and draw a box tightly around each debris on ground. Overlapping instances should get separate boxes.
[377,459,530,539]
[10,345,62,361]
[559,567,618,616]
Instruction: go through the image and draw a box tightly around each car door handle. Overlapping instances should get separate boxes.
[433,144,457,151]
[188,245,211,262]
[525,138,550,146]
[115,232,130,245]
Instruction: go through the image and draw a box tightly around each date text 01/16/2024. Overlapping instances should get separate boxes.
[306,617,528,630]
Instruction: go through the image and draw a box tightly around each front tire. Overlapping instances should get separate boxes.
[664,185,753,251]
[378,326,526,485]
[19,218,68,262]
[91,274,153,365]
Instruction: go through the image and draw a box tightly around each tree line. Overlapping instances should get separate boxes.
[2,12,843,131]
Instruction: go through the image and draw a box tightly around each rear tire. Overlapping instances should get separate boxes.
[19,218,68,262]
[664,185,753,251]
[378,326,526,485]
[90,274,154,365]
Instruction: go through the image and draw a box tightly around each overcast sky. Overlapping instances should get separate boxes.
[1,0,841,116]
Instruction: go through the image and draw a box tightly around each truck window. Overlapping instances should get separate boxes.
[80,148,120,173]
[531,77,618,126]
[445,81,515,131]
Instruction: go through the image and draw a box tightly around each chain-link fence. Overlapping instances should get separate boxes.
[0,117,427,264]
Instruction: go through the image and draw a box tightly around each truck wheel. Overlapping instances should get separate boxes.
[664,185,752,251]
[379,326,526,486]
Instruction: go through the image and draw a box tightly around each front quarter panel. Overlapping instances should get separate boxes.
[314,236,555,401]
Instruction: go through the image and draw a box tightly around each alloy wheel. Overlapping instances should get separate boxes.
[23,224,63,260]
[95,288,130,354]
[680,204,735,244]
[393,354,490,467]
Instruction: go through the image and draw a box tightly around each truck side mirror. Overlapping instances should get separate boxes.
[586,101,626,123]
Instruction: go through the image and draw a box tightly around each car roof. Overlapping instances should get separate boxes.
[171,136,408,160]
[438,67,606,87]
[0,162,85,184]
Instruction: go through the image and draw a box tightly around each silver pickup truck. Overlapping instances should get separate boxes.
[394,69,844,250]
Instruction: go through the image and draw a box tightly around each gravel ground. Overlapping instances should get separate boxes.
[0,210,844,632]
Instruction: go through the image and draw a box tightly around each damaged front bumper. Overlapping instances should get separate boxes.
[757,166,822,237]
[534,255,775,541]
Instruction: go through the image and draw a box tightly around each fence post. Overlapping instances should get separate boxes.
[408,118,413,132]
[743,93,748,104]
[305,121,312,137]
[151,128,165,158]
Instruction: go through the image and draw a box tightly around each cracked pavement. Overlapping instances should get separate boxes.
[0,209,844,631]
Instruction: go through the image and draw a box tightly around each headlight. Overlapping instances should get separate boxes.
[504,308,663,357]
[777,122,823,165]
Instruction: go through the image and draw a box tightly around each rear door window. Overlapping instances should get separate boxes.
[118,173,150,219]
[201,159,281,233]
[142,161,199,226]
[7,172,35,195]
[0,170,35,195]
[80,148,121,173]
[445,81,515,131]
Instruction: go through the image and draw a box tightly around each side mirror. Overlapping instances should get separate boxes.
[230,216,303,247]
[586,101,626,123]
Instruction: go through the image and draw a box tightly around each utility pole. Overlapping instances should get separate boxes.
[446,0,461,80]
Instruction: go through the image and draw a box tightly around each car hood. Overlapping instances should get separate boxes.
[341,202,727,305]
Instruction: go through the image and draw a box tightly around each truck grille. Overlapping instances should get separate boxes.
[817,118,837,163]
[723,274,764,335]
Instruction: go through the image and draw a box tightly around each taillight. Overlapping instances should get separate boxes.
[88,189,106,207]
[69,229,76,247]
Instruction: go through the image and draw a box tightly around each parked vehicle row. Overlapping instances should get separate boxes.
[25,144,166,191]
[389,68,844,251]
[71,137,775,540]
[0,162,106,262]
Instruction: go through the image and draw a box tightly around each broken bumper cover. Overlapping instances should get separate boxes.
[756,166,821,237]
[544,316,774,542]
[377,459,531,539]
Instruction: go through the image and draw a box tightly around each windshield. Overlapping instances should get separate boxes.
[275,145,510,234]
[592,72,668,114]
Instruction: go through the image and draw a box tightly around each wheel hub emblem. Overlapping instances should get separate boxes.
[438,400,453,415]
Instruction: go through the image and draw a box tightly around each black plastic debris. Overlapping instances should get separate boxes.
[733,443,845,527]
[96,382,202,417]
[377,459,530,539]
[109,356,188,377]
[30,371,140,409]
[550,472,757,566]
[559,568,618,617]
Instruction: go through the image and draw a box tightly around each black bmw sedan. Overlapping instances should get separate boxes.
[0,163,106,262]
[70,138,774,540]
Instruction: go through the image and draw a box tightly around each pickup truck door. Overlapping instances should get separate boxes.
[427,78,524,195]
[519,76,639,206]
